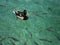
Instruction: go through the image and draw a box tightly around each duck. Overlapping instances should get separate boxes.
[13,9,28,20]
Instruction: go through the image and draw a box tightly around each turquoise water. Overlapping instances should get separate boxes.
[0,0,60,45]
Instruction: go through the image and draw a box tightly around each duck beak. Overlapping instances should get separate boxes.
[13,10,15,14]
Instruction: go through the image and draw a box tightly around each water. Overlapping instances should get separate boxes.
[0,0,60,45]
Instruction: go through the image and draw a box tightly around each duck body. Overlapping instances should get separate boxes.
[13,10,28,20]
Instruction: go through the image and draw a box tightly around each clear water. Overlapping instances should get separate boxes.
[0,0,60,45]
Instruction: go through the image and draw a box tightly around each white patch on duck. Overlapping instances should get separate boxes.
[13,10,24,20]
[17,16,24,20]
